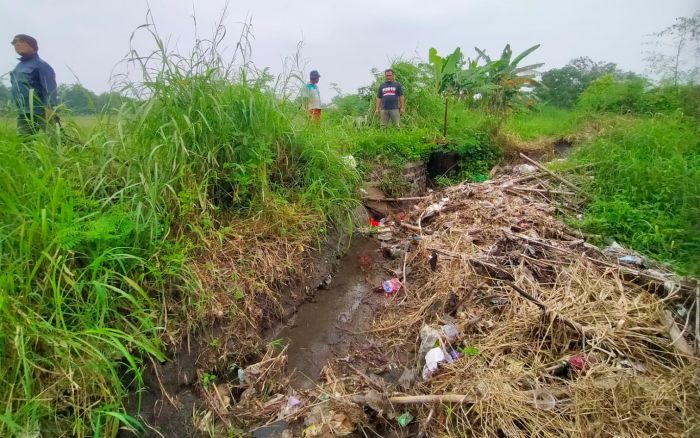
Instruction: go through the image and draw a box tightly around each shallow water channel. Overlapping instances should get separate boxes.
[272,234,383,389]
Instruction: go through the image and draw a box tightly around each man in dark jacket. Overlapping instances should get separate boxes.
[10,34,58,135]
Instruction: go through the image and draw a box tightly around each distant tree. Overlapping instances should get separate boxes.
[95,91,131,114]
[644,11,700,85]
[58,84,132,115]
[537,57,638,107]
[60,83,99,114]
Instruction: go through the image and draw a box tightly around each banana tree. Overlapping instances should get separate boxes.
[453,55,497,103]
[428,47,462,136]
[473,44,543,114]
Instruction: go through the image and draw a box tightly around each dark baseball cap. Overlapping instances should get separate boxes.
[11,34,38,51]
[310,70,320,79]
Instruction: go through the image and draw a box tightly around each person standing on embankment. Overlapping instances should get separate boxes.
[375,68,404,128]
[9,34,58,135]
[303,70,322,122]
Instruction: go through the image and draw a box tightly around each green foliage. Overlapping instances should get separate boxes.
[565,114,700,274]
[637,84,700,118]
[428,47,463,93]
[330,93,372,119]
[578,75,700,118]
[578,74,648,113]
[460,346,480,357]
[434,139,502,185]
[201,372,217,388]
[503,106,584,140]
[59,83,131,115]
[470,44,543,114]
[0,18,360,437]
[348,126,436,162]
[0,83,11,115]
[537,57,636,108]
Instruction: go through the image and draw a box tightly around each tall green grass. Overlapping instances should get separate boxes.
[565,114,700,275]
[502,106,584,140]
[0,19,359,436]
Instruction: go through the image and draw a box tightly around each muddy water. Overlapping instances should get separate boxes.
[273,235,382,389]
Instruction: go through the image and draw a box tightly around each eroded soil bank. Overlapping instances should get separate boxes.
[122,216,407,437]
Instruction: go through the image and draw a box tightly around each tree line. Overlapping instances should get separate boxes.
[0,82,129,115]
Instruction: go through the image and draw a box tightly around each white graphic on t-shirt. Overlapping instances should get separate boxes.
[382,87,397,96]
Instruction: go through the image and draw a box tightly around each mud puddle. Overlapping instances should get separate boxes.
[269,234,384,389]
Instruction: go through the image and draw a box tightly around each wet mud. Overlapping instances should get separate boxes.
[270,235,383,389]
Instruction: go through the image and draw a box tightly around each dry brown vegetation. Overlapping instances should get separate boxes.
[155,164,699,437]
[247,164,699,437]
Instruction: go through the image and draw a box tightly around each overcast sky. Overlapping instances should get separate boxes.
[2,1,698,102]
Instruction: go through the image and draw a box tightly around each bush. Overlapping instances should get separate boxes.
[638,84,700,119]
[577,74,647,113]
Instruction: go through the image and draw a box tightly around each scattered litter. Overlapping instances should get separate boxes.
[618,254,645,267]
[514,163,538,175]
[369,218,380,228]
[382,243,404,259]
[422,197,449,221]
[422,347,446,380]
[302,424,323,437]
[237,369,246,385]
[418,325,442,361]
[441,323,459,342]
[604,242,648,268]
[620,359,647,373]
[675,305,688,318]
[276,395,303,418]
[382,278,402,295]
[530,389,557,411]
[319,274,332,289]
[376,227,394,241]
[287,395,302,407]
[568,354,587,371]
[397,412,414,427]
[398,368,417,390]
[233,165,699,437]
[342,154,357,169]
[603,241,626,255]
[429,250,438,271]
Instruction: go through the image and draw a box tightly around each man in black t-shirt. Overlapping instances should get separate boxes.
[375,69,404,128]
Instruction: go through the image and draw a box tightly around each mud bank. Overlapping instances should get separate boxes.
[269,235,383,390]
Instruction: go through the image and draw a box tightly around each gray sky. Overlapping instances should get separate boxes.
[2,0,698,102]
